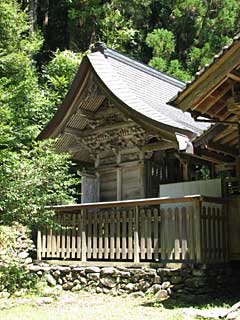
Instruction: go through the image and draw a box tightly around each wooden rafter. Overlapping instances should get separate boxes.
[206,142,238,157]
[213,127,233,143]
[194,124,226,147]
[142,141,176,152]
[219,130,238,145]
[191,77,228,111]
[194,147,234,164]
[208,102,227,118]
[228,72,240,82]
[196,82,232,114]
[228,136,239,147]
[218,108,231,121]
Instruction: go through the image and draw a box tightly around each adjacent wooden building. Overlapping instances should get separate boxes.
[170,33,240,178]
[170,33,240,261]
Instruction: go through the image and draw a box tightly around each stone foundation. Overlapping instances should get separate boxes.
[28,263,236,299]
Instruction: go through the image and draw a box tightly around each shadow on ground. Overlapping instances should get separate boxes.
[141,293,239,310]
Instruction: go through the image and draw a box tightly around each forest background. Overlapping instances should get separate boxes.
[1,0,240,227]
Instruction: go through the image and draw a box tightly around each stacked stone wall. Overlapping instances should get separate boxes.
[28,263,235,300]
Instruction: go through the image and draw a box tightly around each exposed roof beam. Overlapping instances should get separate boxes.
[194,147,234,164]
[194,124,226,147]
[142,141,176,152]
[191,77,228,111]
[219,130,238,144]
[205,142,238,157]
[228,72,240,82]
[196,82,232,113]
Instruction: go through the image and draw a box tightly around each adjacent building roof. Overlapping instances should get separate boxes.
[169,32,240,114]
[169,33,240,164]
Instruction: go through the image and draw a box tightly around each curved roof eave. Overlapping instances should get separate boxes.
[38,57,90,140]
[38,53,195,142]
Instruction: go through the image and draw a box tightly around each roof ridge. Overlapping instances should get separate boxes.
[101,47,185,89]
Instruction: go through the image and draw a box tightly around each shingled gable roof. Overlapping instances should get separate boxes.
[38,43,207,141]
[169,32,240,111]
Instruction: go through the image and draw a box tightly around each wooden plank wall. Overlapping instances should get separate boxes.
[200,202,227,262]
[228,196,240,260]
[99,171,117,202]
[138,203,196,261]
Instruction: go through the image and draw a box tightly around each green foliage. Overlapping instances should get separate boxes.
[0,262,38,295]
[146,28,191,81]
[146,28,175,58]
[0,1,78,228]
[101,4,138,52]
[0,141,76,228]
[144,0,239,80]
[42,49,82,115]
[0,224,38,294]
[195,165,211,180]
[0,0,41,55]
[34,1,239,79]
[0,1,47,148]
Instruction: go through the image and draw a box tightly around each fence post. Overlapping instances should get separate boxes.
[194,199,202,262]
[223,200,229,262]
[134,206,140,263]
[37,230,42,260]
[81,209,87,262]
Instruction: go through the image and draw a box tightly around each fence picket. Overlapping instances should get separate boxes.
[92,212,98,259]
[110,211,115,260]
[128,209,133,260]
[153,208,159,261]
[160,209,166,260]
[116,211,121,259]
[122,210,127,260]
[174,208,180,260]
[104,211,109,259]
[146,209,152,260]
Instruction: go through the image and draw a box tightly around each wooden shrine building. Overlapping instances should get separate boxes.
[36,43,230,265]
[39,42,207,203]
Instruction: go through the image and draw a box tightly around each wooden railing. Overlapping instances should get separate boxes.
[37,196,228,264]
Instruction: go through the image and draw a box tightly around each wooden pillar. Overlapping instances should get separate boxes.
[182,160,189,181]
[236,158,240,176]
[117,168,122,201]
[236,123,240,176]
[139,151,145,198]
[96,172,100,201]
[116,153,122,201]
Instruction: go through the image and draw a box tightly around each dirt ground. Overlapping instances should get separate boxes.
[0,290,235,320]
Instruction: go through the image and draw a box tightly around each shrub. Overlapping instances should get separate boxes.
[0,224,38,295]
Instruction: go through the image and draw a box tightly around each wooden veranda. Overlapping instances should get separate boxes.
[37,195,228,265]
